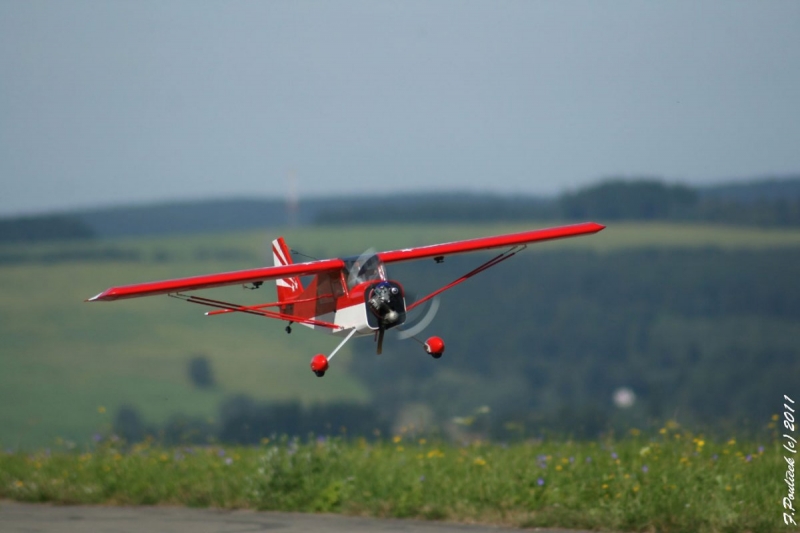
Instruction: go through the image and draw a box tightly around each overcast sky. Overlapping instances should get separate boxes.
[2,1,799,215]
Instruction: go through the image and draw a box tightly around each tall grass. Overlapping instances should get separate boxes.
[0,424,784,532]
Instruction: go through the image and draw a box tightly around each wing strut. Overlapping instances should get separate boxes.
[406,245,525,312]
[169,294,339,329]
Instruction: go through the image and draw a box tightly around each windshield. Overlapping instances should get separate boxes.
[343,254,386,290]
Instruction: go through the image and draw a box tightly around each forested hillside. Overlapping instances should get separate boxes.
[317,177,800,227]
[349,247,799,438]
[2,176,799,243]
[0,215,94,243]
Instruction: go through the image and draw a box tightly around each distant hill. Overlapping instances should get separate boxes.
[0,215,95,243]
[76,194,552,238]
[313,192,555,225]
[0,193,553,242]
[79,199,291,238]
[699,176,800,202]
[1,175,799,243]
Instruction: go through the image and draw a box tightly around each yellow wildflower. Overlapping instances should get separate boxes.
[473,457,487,466]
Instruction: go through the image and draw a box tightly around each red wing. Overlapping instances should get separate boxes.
[87,258,344,302]
[377,222,605,264]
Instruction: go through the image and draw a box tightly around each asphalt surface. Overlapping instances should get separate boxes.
[0,501,597,533]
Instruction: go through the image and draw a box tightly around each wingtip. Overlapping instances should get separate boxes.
[585,222,606,232]
[85,291,110,302]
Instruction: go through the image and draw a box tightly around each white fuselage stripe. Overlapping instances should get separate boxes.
[301,302,373,337]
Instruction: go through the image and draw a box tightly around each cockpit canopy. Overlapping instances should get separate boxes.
[342,253,386,290]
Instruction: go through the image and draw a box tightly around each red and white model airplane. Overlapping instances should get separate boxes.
[88,222,604,377]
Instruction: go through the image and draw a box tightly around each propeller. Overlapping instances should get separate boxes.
[396,295,440,340]
[376,325,385,355]
[346,247,377,290]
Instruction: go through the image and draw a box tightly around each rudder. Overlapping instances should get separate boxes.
[272,237,304,301]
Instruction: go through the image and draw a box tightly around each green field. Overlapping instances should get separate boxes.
[2,221,800,449]
[0,426,785,533]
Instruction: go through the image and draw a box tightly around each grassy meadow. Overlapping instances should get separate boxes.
[0,423,785,533]
[2,221,800,449]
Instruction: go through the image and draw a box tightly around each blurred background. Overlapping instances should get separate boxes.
[1,1,799,449]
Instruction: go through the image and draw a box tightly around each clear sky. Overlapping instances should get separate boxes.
[2,1,799,215]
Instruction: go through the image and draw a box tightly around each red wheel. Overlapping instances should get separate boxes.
[310,354,329,375]
[424,336,445,358]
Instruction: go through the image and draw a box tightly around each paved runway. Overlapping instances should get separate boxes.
[0,501,593,533]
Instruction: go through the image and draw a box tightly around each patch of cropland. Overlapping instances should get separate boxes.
[0,222,798,449]
[0,429,782,533]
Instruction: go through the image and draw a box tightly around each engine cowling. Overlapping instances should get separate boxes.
[365,280,406,330]
[310,354,329,376]
[424,336,445,358]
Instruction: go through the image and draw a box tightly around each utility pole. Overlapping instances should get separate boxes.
[286,170,298,227]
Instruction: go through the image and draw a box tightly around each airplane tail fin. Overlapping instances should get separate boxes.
[272,237,304,301]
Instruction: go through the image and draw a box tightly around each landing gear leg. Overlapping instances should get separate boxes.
[309,328,358,377]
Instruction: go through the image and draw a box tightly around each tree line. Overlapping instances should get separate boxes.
[349,247,799,439]
[3,176,799,243]
[316,178,800,227]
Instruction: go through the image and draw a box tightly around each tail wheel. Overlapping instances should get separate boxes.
[310,354,329,376]
[424,336,445,359]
